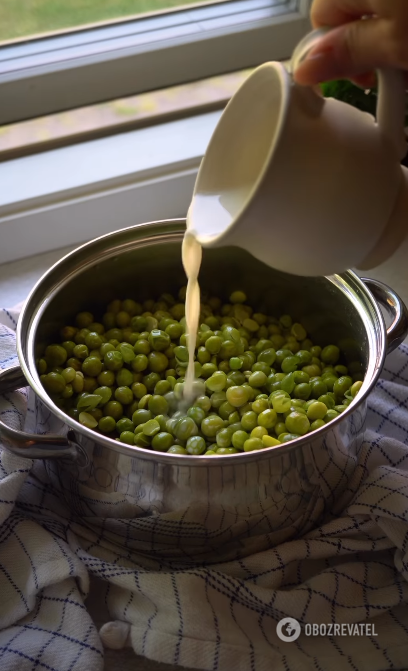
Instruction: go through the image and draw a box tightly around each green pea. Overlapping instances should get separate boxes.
[60,326,77,340]
[351,380,363,398]
[145,351,168,374]
[80,356,101,377]
[333,376,353,398]
[84,332,103,350]
[249,427,266,440]
[291,323,307,341]
[258,409,277,429]
[119,430,135,445]
[321,375,337,392]
[280,373,295,395]
[285,411,310,435]
[79,411,98,429]
[230,357,243,370]
[129,382,145,400]
[230,290,246,304]
[293,383,312,400]
[281,356,299,374]
[182,436,205,455]
[318,394,335,410]
[98,416,116,433]
[113,386,132,405]
[61,367,76,384]
[196,395,212,413]
[252,398,269,414]
[131,316,147,332]
[174,416,198,440]
[280,433,300,443]
[224,385,249,408]
[309,379,326,398]
[295,349,312,366]
[117,417,135,433]
[167,445,188,455]
[243,437,264,452]
[132,408,152,426]
[143,419,161,436]
[102,350,122,371]
[273,422,286,437]
[201,415,224,438]
[206,372,227,393]
[43,372,66,394]
[302,364,321,378]
[247,371,267,388]
[134,433,151,447]
[143,372,161,391]
[251,362,271,378]
[73,344,89,360]
[62,342,76,357]
[310,419,325,431]
[148,329,171,352]
[217,401,234,420]
[334,365,348,376]
[134,339,150,355]
[215,428,232,448]
[147,395,169,416]
[231,430,249,450]
[335,405,348,413]
[45,344,68,367]
[275,349,293,366]
[187,406,206,424]
[324,409,339,423]
[256,347,276,367]
[128,354,147,373]
[201,363,217,378]
[138,394,152,410]
[307,401,327,421]
[205,336,223,354]
[241,411,258,432]
[153,379,170,396]
[270,393,291,414]
[321,345,340,365]
[113,368,132,388]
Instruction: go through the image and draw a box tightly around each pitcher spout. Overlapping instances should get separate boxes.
[358,165,408,271]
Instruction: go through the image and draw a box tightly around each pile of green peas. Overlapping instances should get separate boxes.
[37,288,364,456]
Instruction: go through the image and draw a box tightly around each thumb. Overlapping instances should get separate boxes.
[294,18,398,85]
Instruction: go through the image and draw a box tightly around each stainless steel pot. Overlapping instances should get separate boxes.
[1,219,407,561]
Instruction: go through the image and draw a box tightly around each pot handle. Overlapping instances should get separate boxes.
[362,278,408,354]
[0,365,84,462]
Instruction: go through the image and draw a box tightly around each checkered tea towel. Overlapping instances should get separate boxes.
[1,306,408,671]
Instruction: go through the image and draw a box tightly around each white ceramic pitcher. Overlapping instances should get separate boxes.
[187,28,408,277]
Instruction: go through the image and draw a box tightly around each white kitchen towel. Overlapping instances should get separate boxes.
[1,306,408,671]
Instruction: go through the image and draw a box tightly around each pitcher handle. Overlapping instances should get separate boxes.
[291,27,407,160]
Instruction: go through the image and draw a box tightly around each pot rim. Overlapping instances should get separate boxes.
[16,218,386,465]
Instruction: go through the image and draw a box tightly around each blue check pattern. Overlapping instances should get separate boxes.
[1,307,408,671]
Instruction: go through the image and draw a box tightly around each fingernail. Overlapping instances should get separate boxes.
[294,46,337,86]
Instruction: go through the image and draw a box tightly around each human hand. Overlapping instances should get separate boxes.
[294,0,408,88]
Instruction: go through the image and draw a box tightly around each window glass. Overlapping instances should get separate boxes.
[1,0,216,42]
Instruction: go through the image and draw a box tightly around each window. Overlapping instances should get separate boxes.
[1,0,216,41]
[0,0,311,264]
[0,0,310,124]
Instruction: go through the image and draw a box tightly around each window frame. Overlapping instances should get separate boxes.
[0,0,311,125]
